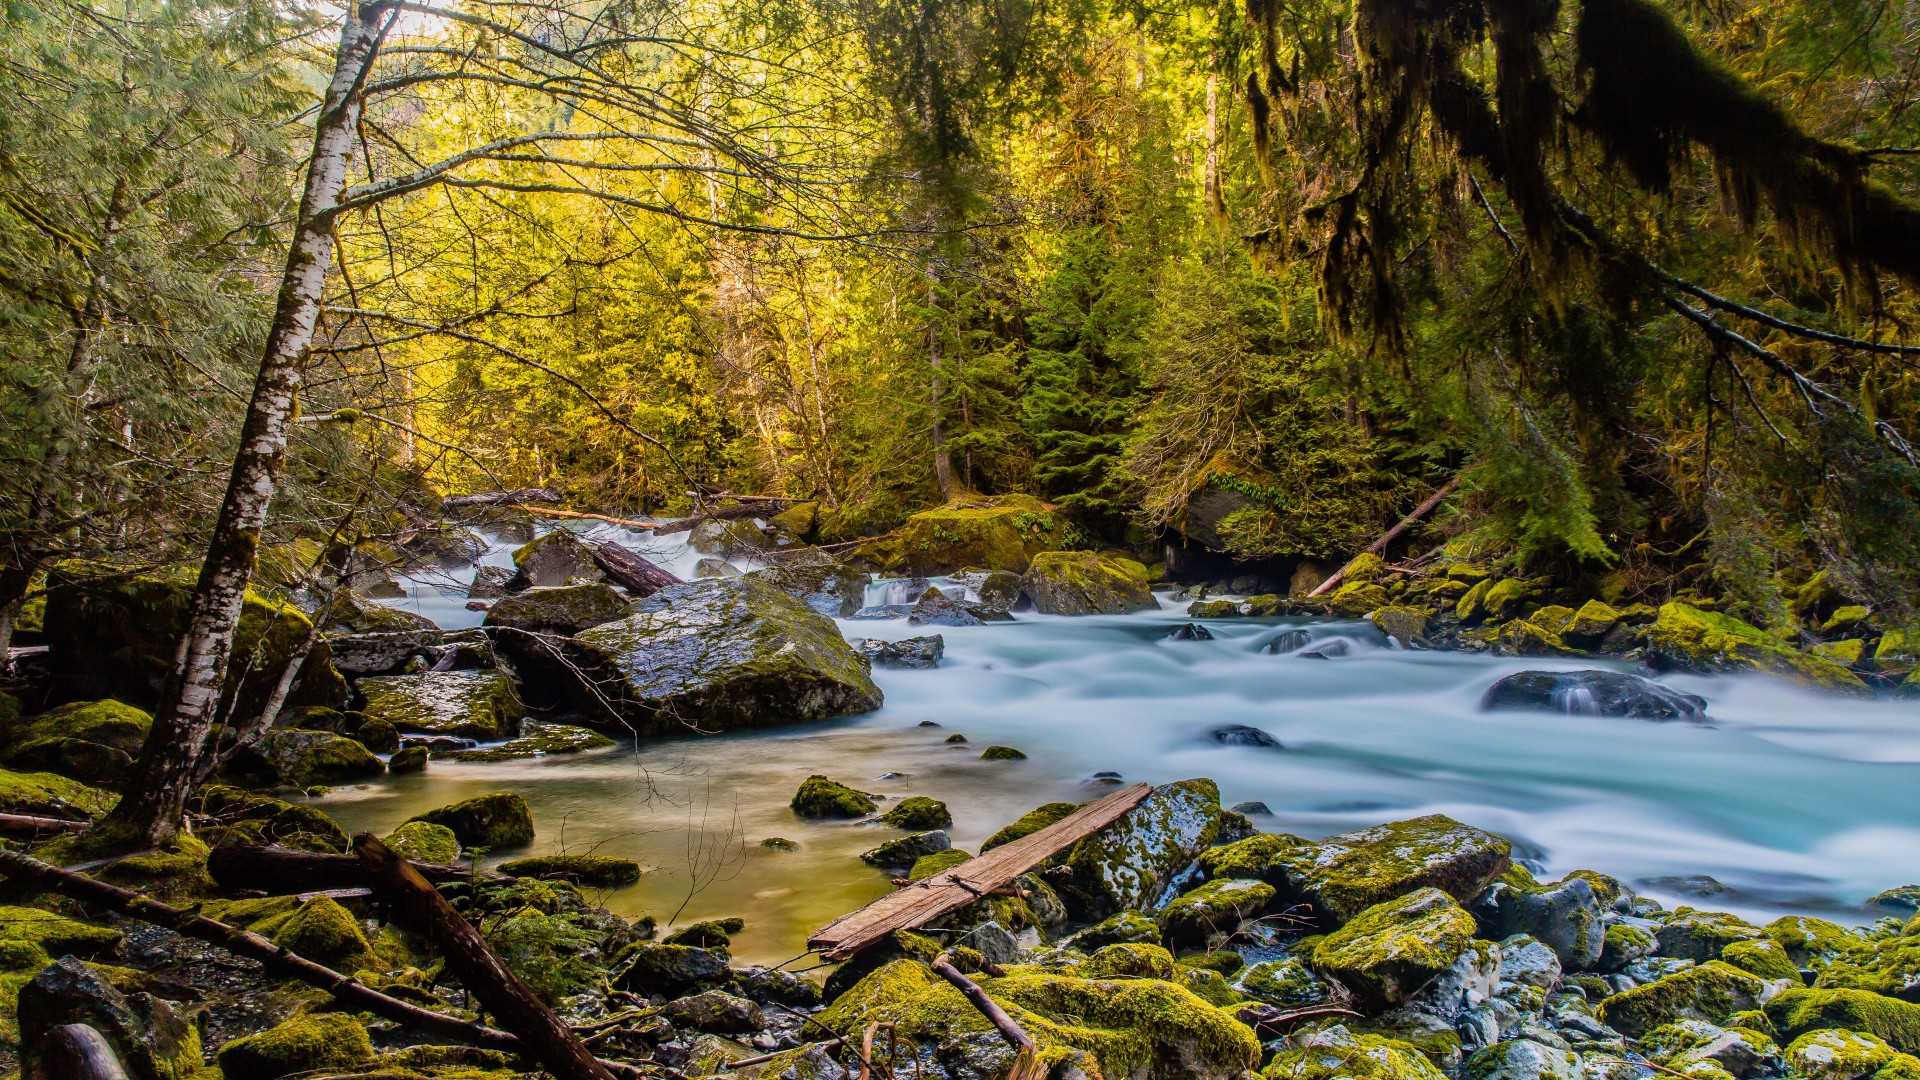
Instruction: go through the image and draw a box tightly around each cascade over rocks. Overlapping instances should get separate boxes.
[1021,551,1156,615]
[852,634,945,668]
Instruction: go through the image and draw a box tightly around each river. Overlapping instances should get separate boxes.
[317,521,1920,967]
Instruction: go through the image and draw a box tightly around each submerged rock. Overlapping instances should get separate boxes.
[791,775,876,818]
[1166,623,1215,641]
[482,582,630,635]
[745,560,867,617]
[881,796,952,829]
[1480,669,1707,721]
[356,669,526,741]
[1022,550,1157,615]
[1296,639,1352,659]
[435,721,615,762]
[526,578,882,734]
[953,569,1023,612]
[852,635,945,669]
[1263,628,1313,654]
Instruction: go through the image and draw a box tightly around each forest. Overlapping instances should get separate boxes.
[6,0,1920,1077]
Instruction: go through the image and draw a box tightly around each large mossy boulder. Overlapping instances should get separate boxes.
[498,854,644,887]
[0,766,115,820]
[616,942,731,997]
[854,495,1070,575]
[482,583,630,635]
[1310,887,1477,1010]
[1596,960,1778,1037]
[43,566,348,714]
[191,785,348,853]
[791,775,876,818]
[317,589,438,634]
[1159,878,1276,948]
[2,699,152,785]
[382,820,460,863]
[506,529,601,590]
[1056,778,1222,921]
[406,791,534,849]
[531,578,882,735]
[242,729,383,788]
[1275,814,1512,926]
[1765,989,1920,1055]
[17,956,204,1080]
[216,1012,373,1080]
[356,669,525,741]
[1648,602,1868,694]
[744,561,867,618]
[1262,1027,1447,1080]
[1022,551,1156,616]
[821,958,1261,1080]
[270,895,374,970]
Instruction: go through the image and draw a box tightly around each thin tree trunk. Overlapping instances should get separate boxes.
[99,5,387,849]
[928,268,956,499]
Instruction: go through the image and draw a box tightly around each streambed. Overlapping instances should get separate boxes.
[319,523,1920,967]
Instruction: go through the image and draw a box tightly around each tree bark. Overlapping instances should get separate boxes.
[353,833,616,1080]
[590,541,682,597]
[928,273,956,500]
[100,3,389,849]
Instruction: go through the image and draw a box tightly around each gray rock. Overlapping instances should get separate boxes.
[1296,639,1351,659]
[690,517,784,557]
[970,921,1020,968]
[1477,876,1607,971]
[1418,940,1503,1016]
[325,628,492,676]
[507,530,601,590]
[663,989,764,1035]
[483,583,631,635]
[953,569,1023,613]
[859,830,951,870]
[1481,670,1707,721]
[693,557,741,579]
[1230,801,1272,816]
[357,669,526,741]
[1211,724,1281,748]
[1055,778,1222,921]
[18,956,201,1080]
[745,561,867,618]
[1467,1039,1584,1080]
[1499,935,1564,990]
[907,587,1008,627]
[468,565,514,598]
[851,635,944,669]
[1165,623,1214,641]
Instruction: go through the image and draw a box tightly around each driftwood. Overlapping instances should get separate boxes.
[0,812,91,838]
[34,1024,130,1080]
[353,833,616,1080]
[517,505,666,530]
[444,488,565,510]
[1307,477,1461,599]
[931,954,1046,1080]
[207,842,483,894]
[809,783,1151,960]
[591,540,682,596]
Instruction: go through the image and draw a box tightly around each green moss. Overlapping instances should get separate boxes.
[0,767,115,819]
[1564,869,1623,907]
[1641,1019,1781,1067]
[1767,989,1920,1055]
[271,896,373,971]
[760,836,797,851]
[1483,578,1537,620]
[1159,878,1275,947]
[790,775,876,818]
[1263,1030,1449,1080]
[1723,938,1801,981]
[1273,814,1512,925]
[387,744,428,772]
[1185,950,1245,976]
[1660,909,1765,961]
[1068,910,1162,948]
[909,849,973,880]
[880,796,952,830]
[1649,602,1868,693]
[1327,580,1392,616]
[1310,887,1475,1009]
[1188,599,1241,618]
[1787,1029,1906,1080]
[254,729,383,789]
[856,495,1065,574]
[216,1012,373,1080]
[406,792,534,849]
[664,918,745,952]
[69,834,215,901]
[1069,942,1179,980]
[486,909,605,1003]
[1456,579,1493,622]
[1598,960,1775,1037]
[192,785,347,853]
[498,854,642,887]
[0,905,122,957]
[1059,779,1222,921]
[1021,551,1157,615]
[0,939,48,973]
[980,745,1027,761]
[4,699,153,784]
[1604,922,1657,969]
[1236,956,1330,1007]
[357,670,525,742]
[1373,606,1429,644]
[1816,639,1868,665]
[983,801,1080,851]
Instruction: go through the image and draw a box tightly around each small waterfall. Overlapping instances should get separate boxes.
[1552,683,1601,715]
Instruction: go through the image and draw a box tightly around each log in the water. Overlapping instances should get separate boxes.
[207,843,481,894]
[444,488,565,509]
[354,833,617,1080]
[36,1024,130,1080]
[590,540,682,596]
[808,782,1152,960]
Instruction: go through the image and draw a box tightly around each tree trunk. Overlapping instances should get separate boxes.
[928,270,956,499]
[99,5,387,849]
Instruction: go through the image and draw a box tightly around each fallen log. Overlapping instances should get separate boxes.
[651,501,774,536]
[1307,476,1461,599]
[207,843,484,894]
[0,812,91,838]
[444,488,565,510]
[35,1024,130,1080]
[808,782,1151,960]
[931,954,1046,1080]
[591,540,682,596]
[517,505,666,530]
[354,833,616,1080]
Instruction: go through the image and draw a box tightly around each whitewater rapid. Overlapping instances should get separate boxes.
[322,521,1920,965]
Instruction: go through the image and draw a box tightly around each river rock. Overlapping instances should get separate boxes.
[436,721,616,762]
[1647,602,1866,693]
[325,627,493,676]
[850,494,1068,574]
[665,989,764,1035]
[524,578,882,735]
[617,942,731,997]
[248,729,384,788]
[506,529,601,590]
[1497,934,1563,990]
[691,516,780,557]
[791,775,877,818]
[1481,669,1707,721]
[1268,1026,1449,1080]
[693,557,741,579]
[1657,909,1765,962]
[1263,629,1313,654]
[1311,887,1477,1010]
[3,699,151,785]
[1594,961,1778,1037]
[1641,1020,1783,1078]
[953,569,1023,612]
[217,1013,373,1080]
[320,589,440,634]
[17,956,205,1080]
[1277,814,1512,926]
[406,791,534,848]
[1296,639,1351,659]
[482,583,630,635]
[1166,623,1214,641]
[1055,778,1222,921]
[906,586,1003,626]
[357,669,525,741]
[1473,874,1606,970]
[852,635,944,669]
[1021,551,1156,615]
[860,830,951,870]
[1464,1037,1584,1080]
[1158,878,1276,947]
[744,561,866,617]
[43,565,348,714]
[191,785,349,853]
[1211,724,1281,748]
[467,564,514,598]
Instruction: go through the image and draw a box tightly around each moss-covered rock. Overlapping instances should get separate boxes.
[881,796,952,830]
[486,908,606,1003]
[0,905,123,958]
[1767,916,1863,968]
[1639,1019,1782,1077]
[1597,960,1777,1037]
[1275,814,1512,926]
[1373,606,1429,646]
[1198,831,1312,883]
[1022,551,1156,616]
[0,766,115,819]
[386,744,428,772]
[910,849,974,880]
[436,720,616,762]
[854,495,1069,575]
[1159,878,1276,948]
[1660,910,1767,962]
[1456,579,1494,623]
[482,582,630,634]
[498,853,643,887]
[1787,1029,1910,1080]
[821,958,1261,1080]
[1648,602,1868,693]
[382,820,460,863]
[614,941,731,996]
[1235,956,1331,1007]
[270,896,373,970]
[190,785,348,853]
[506,528,601,589]
[1310,887,1476,1010]
[406,791,534,849]
[3,699,152,785]
[1057,779,1222,921]
[356,669,525,741]
[1766,989,1920,1055]
[1723,938,1801,981]
[217,1012,373,1080]
[862,830,951,871]
[980,744,1027,761]
[743,560,868,618]
[1263,1027,1448,1080]
[983,801,1081,851]
[1603,922,1658,971]
[522,578,882,734]
[791,775,876,818]
[1463,1037,1583,1080]
[248,728,383,788]
[16,955,204,1080]
[664,918,745,952]
[1328,580,1393,617]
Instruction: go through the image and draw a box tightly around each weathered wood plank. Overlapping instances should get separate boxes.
[808,782,1152,960]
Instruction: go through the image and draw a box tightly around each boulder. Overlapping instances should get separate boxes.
[1785,1030,1909,1080]
[616,942,730,996]
[1464,1038,1583,1080]
[853,635,945,669]
[1022,551,1156,616]
[791,775,876,818]
[693,557,741,579]
[881,796,952,829]
[191,785,349,853]
[524,578,882,735]
[1262,1026,1448,1080]
[248,729,383,788]
[1310,887,1477,1010]
[744,561,867,618]
[382,820,459,863]
[482,583,630,635]
[861,830,951,870]
[17,956,205,1080]
[216,1013,372,1080]
[690,516,781,557]
[356,669,526,741]
[1264,628,1314,654]
[435,721,615,762]
[0,905,123,958]
[853,495,1069,575]
[1658,910,1765,962]
[1595,961,1778,1037]
[1056,778,1222,921]
[0,766,116,820]
[43,566,348,714]
[3,699,152,785]
[467,564,514,598]
[1647,602,1868,694]
[1165,623,1214,641]
[907,586,1006,627]
[1765,989,1920,1055]
[1236,957,1332,1007]
[664,917,745,952]
[1158,878,1276,948]
[270,895,374,970]
[506,529,603,591]
[1641,1020,1783,1078]
[1276,814,1512,926]
[1722,938,1800,981]
[318,589,439,634]
[387,745,428,772]
[324,627,492,676]
[1497,935,1563,990]
[1480,670,1707,721]
[953,569,1023,612]
[1373,606,1429,646]
[498,854,643,887]
[664,989,764,1035]
[1473,874,1607,970]
[1211,724,1281,748]
[406,791,534,848]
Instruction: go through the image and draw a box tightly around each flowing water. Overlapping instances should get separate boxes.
[320,522,1920,967]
